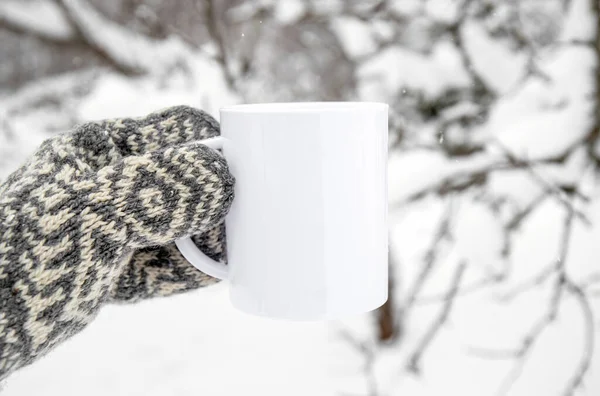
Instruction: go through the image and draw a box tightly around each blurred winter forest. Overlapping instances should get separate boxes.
[1,0,600,395]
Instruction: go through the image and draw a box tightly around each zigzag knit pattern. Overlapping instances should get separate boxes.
[0,106,234,381]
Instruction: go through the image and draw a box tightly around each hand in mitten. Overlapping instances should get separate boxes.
[0,106,234,381]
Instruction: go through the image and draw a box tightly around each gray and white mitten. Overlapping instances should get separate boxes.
[0,106,234,381]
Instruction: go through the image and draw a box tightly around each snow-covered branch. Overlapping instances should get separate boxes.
[0,0,195,78]
[467,207,595,396]
[405,261,467,375]
[57,0,191,76]
[0,0,76,41]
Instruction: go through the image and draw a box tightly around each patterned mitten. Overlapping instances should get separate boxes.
[0,106,234,381]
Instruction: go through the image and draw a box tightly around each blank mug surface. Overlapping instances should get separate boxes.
[220,102,388,320]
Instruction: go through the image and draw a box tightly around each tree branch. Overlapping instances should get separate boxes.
[447,0,496,107]
[203,0,236,90]
[414,277,495,305]
[467,207,595,396]
[491,140,590,225]
[402,201,454,314]
[0,0,76,41]
[562,281,595,396]
[338,328,380,396]
[405,261,467,375]
[56,0,190,76]
[506,192,549,231]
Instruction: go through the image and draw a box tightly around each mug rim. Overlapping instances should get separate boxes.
[220,101,388,113]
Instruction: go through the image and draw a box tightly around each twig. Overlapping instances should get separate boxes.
[203,0,236,90]
[491,140,590,225]
[497,265,555,303]
[503,3,553,94]
[395,156,584,207]
[402,201,454,313]
[405,261,467,375]
[470,270,563,396]
[338,329,380,396]
[562,280,595,396]
[415,277,495,305]
[468,208,577,395]
[506,193,549,230]
[448,0,496,106]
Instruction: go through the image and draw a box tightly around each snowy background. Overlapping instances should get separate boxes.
[1,0,600,395]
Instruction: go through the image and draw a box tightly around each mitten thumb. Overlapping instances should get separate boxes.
[73,143,234,249]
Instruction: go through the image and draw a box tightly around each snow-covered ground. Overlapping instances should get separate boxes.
[3,285,333,396]
[0,57,336,396]
[2,57,599,395]
[2,0,600,395]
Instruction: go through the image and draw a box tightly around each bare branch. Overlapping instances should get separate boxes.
[415,277,496,305]
[491,140,590,225]
[506,192,549,231]
[502,5,554,94]
[468,208,583,395]
[497,265,555,303]
[562,281,595,396]
[203,0,236,89]
[338,328,380,396]
[405,261,467,375]
[402,201,454,313]
[448,0,496,106]
[394,156,588,209]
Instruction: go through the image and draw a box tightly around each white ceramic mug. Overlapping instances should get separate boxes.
[175,102,388,320]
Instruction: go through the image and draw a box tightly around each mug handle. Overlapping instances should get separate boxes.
[174,136,229,280]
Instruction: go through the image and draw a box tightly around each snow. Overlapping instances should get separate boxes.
[0,0,76,41]
[358,41,471,100]
[310,0,344,15]
[1,52,328,396]
[2,1,600,395]
[461,21,527,94]
[486,170,544,209]
[388,149,501,204]
[385,196,600,396]
[330,17,376,59]
[388,0,423,16]
[60,0,193,75]
[560,0,596,43]
[425,0,460,23]
[0,55,236,181]
[78,58,236,121]
[0,71,100,179]
[484,47,595,159]
[2,285,333,396]
[371,20,395,42]
[273,0,306,24]
[453,198,505,277]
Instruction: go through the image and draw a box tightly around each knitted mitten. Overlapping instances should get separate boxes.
[0,106,234,381]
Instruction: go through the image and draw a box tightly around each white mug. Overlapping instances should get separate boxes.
[175,102,388,320]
